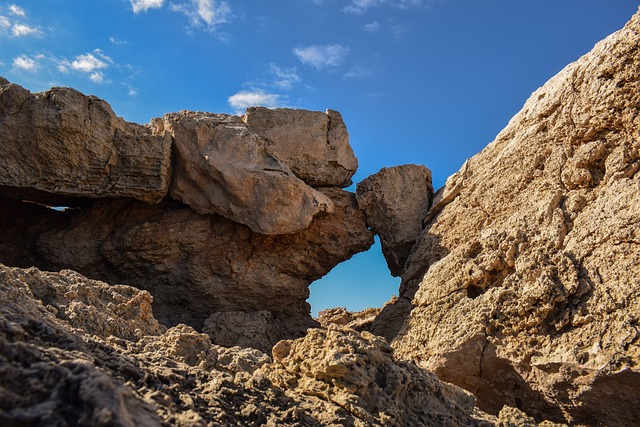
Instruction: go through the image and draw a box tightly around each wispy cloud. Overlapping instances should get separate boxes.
[344,64,376,79]
[344,0,427,14]
[8,4,26,17]
[12,54,38,71]
[364,21,380,32]
[109,36,128,45]
[0,16,9,30]
[293,44,349,70]
[11,23,42,37]
[130,0,165,13]
[228,90,284,113]
[170,0,232,29]
[270,63,300,89]
[90,71,107,84]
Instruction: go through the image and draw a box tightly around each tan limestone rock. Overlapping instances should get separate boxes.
[0,79,172,205]
[154,111,334,235]
[356,164,434,276]
[0,264,496,426]
[243,107,358,188]
[391,9,640,426]
[0,189,374,351]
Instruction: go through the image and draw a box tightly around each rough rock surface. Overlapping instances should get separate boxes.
[0,263,495,426]
[243,107,358,188]
[356,165,433,276]
[155,111,334,235]
[316,306,381,331]
[391,9,640,426]
[0,80,172,205]
[0,189,374,351]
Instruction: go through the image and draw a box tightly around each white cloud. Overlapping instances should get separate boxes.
[344,0,427,13]
[364,21,380,32]
[171,0,232,29]
[70,52,110,73]
[109,36,128,45]
[344,64,376,79]
[11,23,41,37]
[8,4,26,17]
[228,90,283,112]
[270,63,300,89]
[130,0,165,13]
[127,86,138,96]
[0,15,10,30]
[293,44,349,70]
[12,54,37,71]
[90,71,106,83]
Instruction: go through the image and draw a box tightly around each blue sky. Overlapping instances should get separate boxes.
[1,1,638,315]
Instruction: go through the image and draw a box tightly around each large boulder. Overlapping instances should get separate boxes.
[0,189,374,351]
[243,107,358,188]
[390,9,640,426]
[0,79,172,205]
[155,111,334,235]
[356,165,433,276]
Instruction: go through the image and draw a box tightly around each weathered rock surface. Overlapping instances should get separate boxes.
[0,80,172,205]
[0,263,496,426]
[155,111,334,235]
[356,165,433,276]
[391,9,640,426]
[0,189,374,351]
[243,107,358,188]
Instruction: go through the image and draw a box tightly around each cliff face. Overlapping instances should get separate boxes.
[390,8,640,426]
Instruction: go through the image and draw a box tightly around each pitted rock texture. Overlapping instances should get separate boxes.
[155,111,334,235]
[0,80,172,206]
[0,189,374,351]
[356,165,433,276]
[391,9,640,426]
[0,264,496,426]
[243,107,358,188]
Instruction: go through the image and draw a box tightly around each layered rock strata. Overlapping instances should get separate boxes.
[390,9,640,426]
[0,263,494,426]
[0,189,373,351]
[356,165,434,276]
[0,79,172,205]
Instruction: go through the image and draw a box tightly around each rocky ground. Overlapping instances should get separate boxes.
[1,7,639,427]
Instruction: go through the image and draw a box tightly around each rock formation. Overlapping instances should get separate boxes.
[243,107,357,188]
[389,9,640,426]
[0,79,172,205]
[356,165,434,276]
[0,189,373,352]
[155,111,334,235]
[0,263,494,426]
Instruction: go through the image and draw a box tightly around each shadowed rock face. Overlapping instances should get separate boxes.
[356,165,434,276]
[0,81,172,205]
[390,9,640,425]
[0,189,374,351]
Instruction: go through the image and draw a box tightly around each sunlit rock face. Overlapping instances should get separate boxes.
[390,9,640,426]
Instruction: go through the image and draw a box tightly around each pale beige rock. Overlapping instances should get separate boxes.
[0,80,172,205]
[0,263,497,426]
[154,111,334,235]
[391,9,640,426]
[243,107,358,188]
[356,165,433,276]
[0,189,374,351]
[316,306,380,331]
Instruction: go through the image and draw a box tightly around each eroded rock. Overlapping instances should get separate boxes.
[0,263,498,426]
[391,9,640,426]
[0,189,374,351]
[155,111,334,235]
[0,80,172,205]
[356,165,433,276]
[243,107,358,188]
